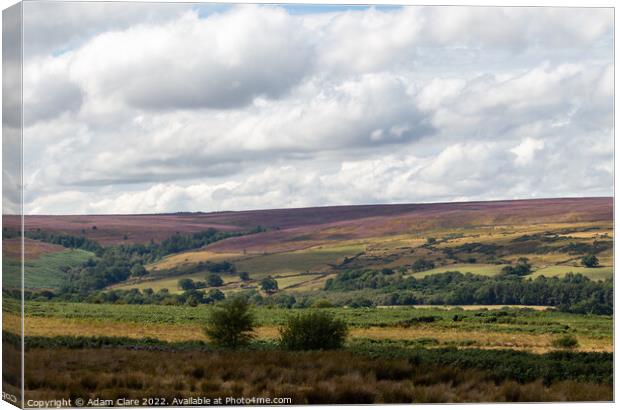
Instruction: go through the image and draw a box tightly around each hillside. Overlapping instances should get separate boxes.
[5,197,613,295]
[5,197,612,247]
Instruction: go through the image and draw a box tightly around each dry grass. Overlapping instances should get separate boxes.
[18,346,612,403]
[148,251,241,271]
[112,272,240,293]
[8,315,611,353]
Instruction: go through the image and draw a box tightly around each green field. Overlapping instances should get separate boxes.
[532,265,613,280]
[411,263,506,278]
[3,249,95,289]
[17,301,611,340]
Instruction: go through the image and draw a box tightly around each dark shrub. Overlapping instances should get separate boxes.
[204,297,255,348]
[279,311,348,350]
[311,299,333,308]
[412,259,435,272]
[349,297,374,308]
[552,335,579,349]
[178,278,195,290]
[207,274,224,287]
[206,289,225,303]
[259,277,278,293]
[581,254,599,268]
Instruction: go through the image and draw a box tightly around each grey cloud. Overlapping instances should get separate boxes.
[24,74,83,125]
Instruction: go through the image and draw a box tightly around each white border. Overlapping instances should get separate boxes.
[0,1,616,410]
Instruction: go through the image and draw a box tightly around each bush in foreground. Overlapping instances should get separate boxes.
[204,297,255,348]
[279,311,348,350]
[552,335,579,349]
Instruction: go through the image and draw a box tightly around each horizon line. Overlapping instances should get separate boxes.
[8,195,613,218]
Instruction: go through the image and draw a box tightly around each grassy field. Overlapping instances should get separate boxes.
[411,264,506,278]
[531,266,613,280]
[10,302,611,354]
[3,249,95,290]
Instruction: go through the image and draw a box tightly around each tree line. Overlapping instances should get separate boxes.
[325,269,613,314]
[16,226,263,294]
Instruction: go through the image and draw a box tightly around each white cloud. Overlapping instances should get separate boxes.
[67,6,313,111]
[510,138,545,166]
[19,5,613,214]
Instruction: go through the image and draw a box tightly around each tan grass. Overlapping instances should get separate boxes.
[16,346,613,403]
[8,314,611,354]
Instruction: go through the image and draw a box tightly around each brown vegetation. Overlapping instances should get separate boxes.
[20,346,612,403]
[3,238,65,260]
[4,197,610,246]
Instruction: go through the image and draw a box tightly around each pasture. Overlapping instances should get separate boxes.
[3,248,94,290]
[12,302,612,353]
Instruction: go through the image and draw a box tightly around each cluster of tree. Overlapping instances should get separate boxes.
[25,229,103,253]
[325,269,402,291]
[500,257,532,276]
[2,227,19,239]
[26,227,255,294]
[154,227,265,258]
[411,259,435,272]
[178,274,225,290]
[21,287,226,306]
[325,269,613,314]
[59,248,149,294]
[558,240,612,256]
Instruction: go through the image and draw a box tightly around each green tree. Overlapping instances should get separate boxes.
[501,257,532,276]
[260,277,278,293]
[207,274,224,287]
[515,257,532,275]
[204,297,255,348]
[239,272,250,281]
[206,289,226,303]
[582,254,599,268]
[178,278,196,290]
[279,311,348,350]
[412,259,435,272]
[130,263,148,277]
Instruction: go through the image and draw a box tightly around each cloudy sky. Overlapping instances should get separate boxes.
[13,3,614,214]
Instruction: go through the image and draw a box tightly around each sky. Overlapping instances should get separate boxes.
[8,2,614,214]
